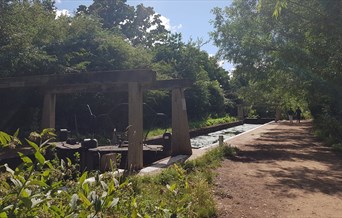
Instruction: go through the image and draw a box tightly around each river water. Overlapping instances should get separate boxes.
[191,123,262,149]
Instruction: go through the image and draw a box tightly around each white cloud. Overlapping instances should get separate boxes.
[216,59,236,72]
[217,60,225,67]
[55,9,71,18]
[159,15,182,32]
[55,0,62,3]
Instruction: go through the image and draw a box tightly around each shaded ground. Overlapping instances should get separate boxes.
[213,120,342,218]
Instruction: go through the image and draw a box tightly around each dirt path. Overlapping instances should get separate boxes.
[213,120,342,218]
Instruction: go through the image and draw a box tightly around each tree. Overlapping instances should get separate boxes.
[151,34,232,120]
[77,0,169,47]
[212,0,342,141]
[0,0,59,76]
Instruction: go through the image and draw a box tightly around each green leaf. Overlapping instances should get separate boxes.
[22,197,32,208]
[66,157,72,167]
[78,171,87,186]
[13,129,20,138]
[0,131,11,145]
[42,169,50,177]
[2,181,10,190]
[18,152,33,164]
[45,161,53,169]
[28,180,48,187]
[78,192,91,207]
[21,189,31,198]
[26,139,39,151]
[49,205,62,216]
[0,212,8,218]
[108,180,115,195]
[83,183,89,195]
[52,181,62,189]
[34,151,45,165]
[167,183,177,192]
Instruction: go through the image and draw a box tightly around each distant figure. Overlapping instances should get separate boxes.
[295,107,302,123]
[287,108,294,124]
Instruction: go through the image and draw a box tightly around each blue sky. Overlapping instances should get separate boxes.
[55,0,233,70]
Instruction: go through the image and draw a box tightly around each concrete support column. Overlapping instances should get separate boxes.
[275,107,281,122]
[41,93,56,129]
[171,88,192,156]
[127,82,144,170]
[237,104,244,120]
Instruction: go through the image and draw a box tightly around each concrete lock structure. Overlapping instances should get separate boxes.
[0,70,193,170]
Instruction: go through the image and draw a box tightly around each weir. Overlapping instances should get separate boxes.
[0,70,193,170]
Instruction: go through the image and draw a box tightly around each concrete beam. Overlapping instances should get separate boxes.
[0,70,156,89]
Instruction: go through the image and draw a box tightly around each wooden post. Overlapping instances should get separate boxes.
[127,82,144,170]
[171,88,192,156]
[41,93,56,129]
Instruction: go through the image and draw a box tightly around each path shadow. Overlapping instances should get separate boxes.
[260,166,342,197]
[228,121,342,197]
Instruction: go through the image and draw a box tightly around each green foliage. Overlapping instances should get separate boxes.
[77,0,169,47]
[0,129,21,149]
[145,115,237,139]
[151,34,234,121]
[0,0,58,76]
[189,115,237,129]
[332,143,342,153]
[212,0,342,140]
[0,0,237,136]
[184,145,237,172]
[1,129,236,217]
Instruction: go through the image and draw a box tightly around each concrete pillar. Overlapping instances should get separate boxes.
[41,93,56,129]
[275,107,281,122]
[237,104,244,120]
[127,82,144,170]
[219,135,224,146]
[171,88,192,156]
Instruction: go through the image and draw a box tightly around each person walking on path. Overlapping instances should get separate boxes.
[287,108,294,124]
[295,107,302,123]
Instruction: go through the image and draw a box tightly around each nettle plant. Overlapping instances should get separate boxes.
[0,129,21,150]
[0,129,125,217]
[0,129,201,218]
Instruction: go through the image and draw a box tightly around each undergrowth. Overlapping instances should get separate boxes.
[0,130,237,217]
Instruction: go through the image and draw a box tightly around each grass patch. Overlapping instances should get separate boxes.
[146,115,237,139]
[128,144,238,217]
[189,116,237,129]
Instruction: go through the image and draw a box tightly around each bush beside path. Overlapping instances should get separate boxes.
[213,120,342,218]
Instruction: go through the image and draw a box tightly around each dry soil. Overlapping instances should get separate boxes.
[213,120,342,218]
